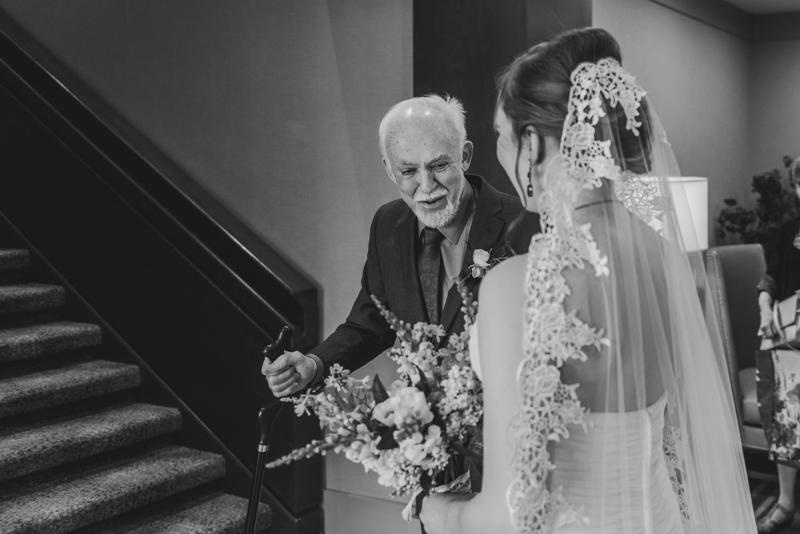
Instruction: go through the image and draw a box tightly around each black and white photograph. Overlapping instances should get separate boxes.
[1,1,799,533]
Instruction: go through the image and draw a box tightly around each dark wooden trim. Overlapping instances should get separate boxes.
[413,0,526,197]
[413,0,591,197]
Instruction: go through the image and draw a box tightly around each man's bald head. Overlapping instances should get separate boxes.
[378,95,467,182]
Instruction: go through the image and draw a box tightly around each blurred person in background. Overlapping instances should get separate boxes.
[756,155,800,534]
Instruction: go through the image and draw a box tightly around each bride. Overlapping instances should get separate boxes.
[420,28,756,533]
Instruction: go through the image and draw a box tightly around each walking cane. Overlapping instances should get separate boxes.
[244,325,293,534]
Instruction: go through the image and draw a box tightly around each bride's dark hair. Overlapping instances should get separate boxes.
[497,28,652,177]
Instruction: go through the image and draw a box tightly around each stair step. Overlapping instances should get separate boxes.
[0,284,65,315]
[0,360,140,419]
[0,403,181,482]
[0,250,30,274]
[0,322,101,364]
[80,491,271,534]
[0,446,226,534]
[0,310,60,331]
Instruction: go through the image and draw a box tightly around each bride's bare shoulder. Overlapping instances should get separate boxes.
[479,255,527,308]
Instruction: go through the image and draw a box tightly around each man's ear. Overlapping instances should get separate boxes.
[382,158,397,183]
[461,141,474,172]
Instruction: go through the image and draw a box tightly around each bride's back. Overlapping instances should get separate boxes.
[469,217,677,532]
[560,204,672,412]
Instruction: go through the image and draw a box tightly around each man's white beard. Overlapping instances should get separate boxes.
[414,196,460,228]
[413,181,463,228]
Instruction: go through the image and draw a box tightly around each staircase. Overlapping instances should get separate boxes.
[0,248,270,533]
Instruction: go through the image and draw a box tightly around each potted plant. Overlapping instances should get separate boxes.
[716,156,800,258]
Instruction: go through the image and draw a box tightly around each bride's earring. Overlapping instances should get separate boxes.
[526,156,534,198]
[526,133,543,198]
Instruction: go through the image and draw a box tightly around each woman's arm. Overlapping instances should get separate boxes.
[759,291,776,338]
[757,224,787,338]
[421,258,526,534]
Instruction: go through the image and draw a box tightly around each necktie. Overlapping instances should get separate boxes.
[418,227,445,324]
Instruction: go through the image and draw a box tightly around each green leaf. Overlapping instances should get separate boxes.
[413,364,431,398]
[419,470,434,492]
[376,427,399,450]
[333,388,353,411]
[372,374,390,404]
[449,441,482,460]
[468,457,483,492]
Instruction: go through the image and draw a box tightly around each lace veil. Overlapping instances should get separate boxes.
[507,58,756,533]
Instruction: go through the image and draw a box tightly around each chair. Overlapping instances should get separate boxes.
[705,244,768,450]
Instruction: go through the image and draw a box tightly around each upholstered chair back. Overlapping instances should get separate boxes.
[705,244,767,450]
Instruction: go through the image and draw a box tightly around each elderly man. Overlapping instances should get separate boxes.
[263,94,539,396]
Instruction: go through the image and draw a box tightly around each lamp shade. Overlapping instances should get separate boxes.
[640,176,709,252]
[668,177,708,253]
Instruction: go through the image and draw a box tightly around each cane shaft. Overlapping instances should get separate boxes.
[245,326,293,534]
[244,446,268,533]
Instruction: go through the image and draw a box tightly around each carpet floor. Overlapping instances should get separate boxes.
[749,451,800,532]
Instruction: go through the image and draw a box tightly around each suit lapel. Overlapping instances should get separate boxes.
[439,177,506,333]
[396,208,427,323]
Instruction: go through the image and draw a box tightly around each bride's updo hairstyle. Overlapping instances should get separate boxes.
[497,28,652,177]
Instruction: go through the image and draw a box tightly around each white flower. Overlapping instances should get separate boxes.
[372,386,433,429]
[345,425,379,463]
[292,395,312,417]
[473,249,490,268]
[398,424,444,465]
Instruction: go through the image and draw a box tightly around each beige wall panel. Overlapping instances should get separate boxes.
[593,0,752,242]
[324,489,422,534]
[750,39,800,179]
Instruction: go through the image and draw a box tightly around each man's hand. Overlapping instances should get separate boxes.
[262,351,317,397]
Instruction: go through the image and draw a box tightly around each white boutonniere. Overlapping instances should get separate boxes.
[468,241,512,279]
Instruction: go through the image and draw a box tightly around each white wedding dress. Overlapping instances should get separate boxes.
[470,323,685,534]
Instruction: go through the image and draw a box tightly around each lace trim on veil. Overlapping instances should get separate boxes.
[508,58,689,532]
[663,398,692,527]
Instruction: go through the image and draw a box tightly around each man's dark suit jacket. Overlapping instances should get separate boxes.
[312,174,541,376]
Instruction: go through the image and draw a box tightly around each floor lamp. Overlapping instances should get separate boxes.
[669,177,709,304]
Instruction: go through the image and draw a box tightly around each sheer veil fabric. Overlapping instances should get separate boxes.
[498,59,756,533]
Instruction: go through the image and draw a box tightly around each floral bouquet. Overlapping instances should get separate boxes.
[266,283,483,520]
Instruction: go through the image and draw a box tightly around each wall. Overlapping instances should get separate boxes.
[750,38,800,178]
[593,0,752,241]
[0,0,409,339]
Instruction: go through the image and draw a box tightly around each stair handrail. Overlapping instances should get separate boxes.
[0,11,318,349]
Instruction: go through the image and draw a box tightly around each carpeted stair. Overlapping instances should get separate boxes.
[0,248,270,533]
